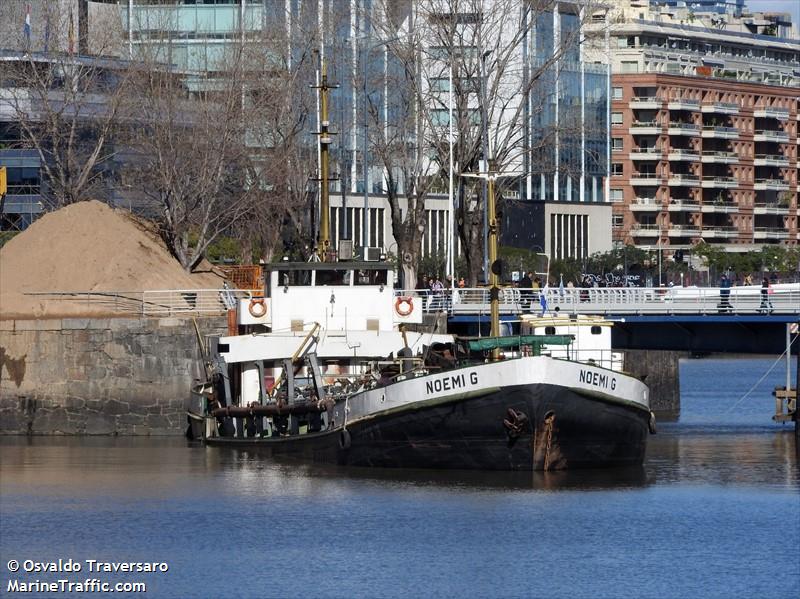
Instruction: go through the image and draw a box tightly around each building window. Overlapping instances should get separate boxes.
[611,112,623,125]
[612,137,623,151]
[621,61,639,73]
[609,189,624,202]
[611,163,623,176]
[612,214,624,228]
[550,213,590,261]
[612,87,623,100]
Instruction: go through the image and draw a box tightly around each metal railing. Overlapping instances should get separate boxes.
[754,130,789,140]
[701,150,738,160]
[397,284,800,316]
[24,288,254,317]
[668,122,701,131]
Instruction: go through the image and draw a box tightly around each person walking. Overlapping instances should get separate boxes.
[432,277,444,311]
[718,274,732,313]
[520,271,532,311]
[759,277,773,314]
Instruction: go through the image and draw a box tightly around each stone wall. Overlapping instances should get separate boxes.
[623,349,682,419]
[0,317,226,435]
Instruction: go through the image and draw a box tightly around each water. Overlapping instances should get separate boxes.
[1,358,798,599]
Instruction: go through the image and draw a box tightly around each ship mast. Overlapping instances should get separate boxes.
[464,160,502,360]
[313,59,337,262]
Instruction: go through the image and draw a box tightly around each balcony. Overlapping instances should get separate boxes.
[630,197,661,212]
[630,224,661,236]
[701,101,740,115]
[701,150,739,164]
[667,173,700,186]
[667,122,701,136]
[630,173,662,186]
[754,227,790,240]
[630,121,662,135]
[701,203,738,214]
[754,107,790,120]
[667,224,701,237]
[630,96,662,110]
[630,147,662,160]
[753,202,791,215]
[754,178,790,191]
[667,98,700,111]
[667,149,700,161]
[754,130,790,142]
[667,199,701,211]
[701,126,739,139]
[701,177,739,188]
[753,154,789,167]
[701,226,738,239]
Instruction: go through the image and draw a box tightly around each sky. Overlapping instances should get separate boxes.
[746,0,800,28]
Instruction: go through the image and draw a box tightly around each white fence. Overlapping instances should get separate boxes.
[26,283,799,317]
[399,283,800,316]
[25,289,253,317]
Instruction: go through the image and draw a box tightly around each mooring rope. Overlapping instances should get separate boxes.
[724,335,797,414]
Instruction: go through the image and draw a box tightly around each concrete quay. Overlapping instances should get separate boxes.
[1,314,681,435]
[0,316,226,435]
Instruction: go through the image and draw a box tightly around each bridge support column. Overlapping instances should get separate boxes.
[622,349,682,420]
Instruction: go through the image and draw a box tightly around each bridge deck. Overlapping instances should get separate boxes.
[403,284,799,318]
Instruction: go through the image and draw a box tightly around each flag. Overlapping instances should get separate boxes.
[68,9,75,55]
[23,4,32,44]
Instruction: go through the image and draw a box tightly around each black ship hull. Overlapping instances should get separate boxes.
[205,382,649,471]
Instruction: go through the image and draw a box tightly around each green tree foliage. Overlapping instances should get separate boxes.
[692,241,799,280]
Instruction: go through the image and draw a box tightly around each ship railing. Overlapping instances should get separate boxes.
[546,348,626,372]
[395,284,800,316]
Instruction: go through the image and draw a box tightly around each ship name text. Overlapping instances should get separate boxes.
[426,372,479,395]
[579,369,617,391]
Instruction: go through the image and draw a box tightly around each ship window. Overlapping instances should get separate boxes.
[591,326,602,335]
[354,269,388,286]
[280,270,312,286]
[316,269,351,286]
[545,326,556,335]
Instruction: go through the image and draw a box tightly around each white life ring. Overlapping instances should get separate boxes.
[395,296,414,317]
[248,297,267,318]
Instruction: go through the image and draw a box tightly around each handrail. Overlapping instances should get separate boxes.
[23,289,255,316]
[395,284,800,316]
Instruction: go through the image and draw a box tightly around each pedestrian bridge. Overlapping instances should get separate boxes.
[403,283,800,317]
[400,283,800,354]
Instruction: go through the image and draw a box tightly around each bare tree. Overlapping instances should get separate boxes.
[231,15,323,264]
[373,0,601,284]
[124,32,255,272]
[367,54,439,287]
[0,1,131,208]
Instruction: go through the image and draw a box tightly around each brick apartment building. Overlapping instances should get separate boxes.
[588,1,799,256]
[611,74,798,251]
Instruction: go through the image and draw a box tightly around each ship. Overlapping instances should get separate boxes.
[186,258,653,471]
[185,59,652,471]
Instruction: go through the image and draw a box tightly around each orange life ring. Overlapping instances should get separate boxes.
[395,296,413,317]
[248,297,267,318]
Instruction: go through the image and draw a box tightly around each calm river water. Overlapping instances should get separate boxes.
[1,358,798,599]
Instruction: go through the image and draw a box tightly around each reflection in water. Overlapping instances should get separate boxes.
[1,358,798,599]
[231,451,650,493]
[647,428,798,490]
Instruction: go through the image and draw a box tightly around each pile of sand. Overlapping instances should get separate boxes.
[0,200,226,319]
